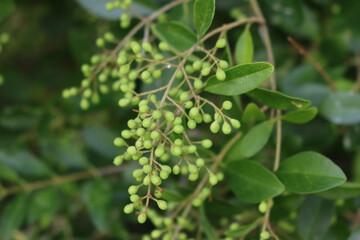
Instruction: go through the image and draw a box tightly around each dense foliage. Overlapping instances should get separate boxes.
[1,0,360,239]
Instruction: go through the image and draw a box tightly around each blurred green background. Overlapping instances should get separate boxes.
[1,0,360,239]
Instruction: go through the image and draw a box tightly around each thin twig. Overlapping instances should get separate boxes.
[288,36,336,90]
[352,54,360,92]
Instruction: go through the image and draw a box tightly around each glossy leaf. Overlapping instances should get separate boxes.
[298,195,334,240]
[277,151,346,194]
[199,205,216,240]
[151,22,197,53]
[193,0,215,37]
[225,217,263,237]
[0,161,21,182]
[239,121,274,158]
[319,91,360,125]
[235,24,253,64]
[317,182,360,200]
[205,62,274,96]
[282,107,318,124]
[0,194,28,240]
[247,88,311,110]
[241,103,266,124]
[225,160,285,203]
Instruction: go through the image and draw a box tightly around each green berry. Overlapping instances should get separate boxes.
[150,130,161,140]
[142,41,152,52]
[143,165,152,174]
[141,70,151,80]
[139,157,149,165]
[128,185,139,195]
[96,38,105,48]
[142,117,152,128]
[187,120,196,129]
[185,101,193,109]
[203,114,212,123]
[124,204,134,214]
[185,65,194,74]
[230,119,241,129]
[157,200,168,210]
[188,164,198,174]
[119,64,130,75]
[159,42,170,51]
[201,139,213,148]
[222,100,232,110]
[113,155,124,166]
[143,175,151,185]
[193,60,202,70]
[155,145,165,157]
[194,79,203,89]
[127,146,137,155]
[130,194,140,202]
[260,231,270,240]
[196,158,205,167]
[222,122,232,135]
[210,121,220,133]
[143,139,153,149]
[171,146,182,156]
[189,173,199,181]
[160,170,169,179]
[151,229,162,239]
[165,111,175,122]
[80,98,90,110]
[152,69,162,79]
[138,213,147,224]
[176,71,183,79]
[114,137,125,146]
[192,198,202,207]
[258,201,268,213]
[180,92,189,102]
[131,41,141,54]
[216,38,227,48]
[209,173,218,185]
[216,68,226,81]
[151,175,162,185]
[173,165,180,175]
[152,110,162,119]
[173,125,184,134]
[201,67,211,76]
[188,145,197,153]
[174,117,182,125]
[219,60,229,69]
[117,55,127,65]
[189,107,199,118]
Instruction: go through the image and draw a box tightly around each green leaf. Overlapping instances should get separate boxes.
[199,205,216,240]
[151,22,197,53]
[161,189,186,202]
[0,194,28,240]
[282,107,318,124]
[319,92,360,125]
[239,121,274,158]
[82,179,112,233]
[225,160,285,203]
[205,62,274,96]
[298,195,334,240]
[193,0,215,37]
[0,161,21,182]
[235,24,253,64]
[0,150,52,178]
[247,88,311,110]
[241,103,266,124]
[225,218,263,237]
[276,151,347,194]
[316,182,360,200]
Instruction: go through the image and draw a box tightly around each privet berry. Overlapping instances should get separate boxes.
[216,68,226,81]
[138,213,147,224]
[258,201,268,213]
[260,231,270,240]
[216,38,227,48]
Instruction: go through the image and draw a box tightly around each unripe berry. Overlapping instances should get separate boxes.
[219,60,229,69]
[185,65,194,74]
[216,38,227,48]
[210,121,220,133]
[171,146,182,156]
[189,173,199,181]
[143,165,152,174]
[152,69,162,79]
[128,185,139,195]
[96,38,105,48]
[173,165,180,175]
[150,130,161,140]
[139,156,149,166]
[161,165,171,173]
[80,98,90,110]
[127,146,137,155]
[185,101,193,109]
[114,137,125,146]
[113,155,124,166]
[143,175,151,185]
[216,68,226,81]
[143,139,153,149]
[180,92,189,102]
[193,60,202,70]
[192,198,202,207]
[201,139,213,148]
[155,145,165,157]
[188,145,197,153]
[141,70,151,80]
[201,67,211,76]
[209,173,218,185]
[176,71,183,79]
[124,204,134,214]
[196,158,205,167]
[174,117,182,125]
[165,111,175,122]
[157,200,168,210]
[128,70,138,80]
[151,229,162,239]
[127,119,137,129]
[142,117,152,128]
[189,107,199,118]
[187,120,196,129]
[188,164,198,174]
[117,55,127,65]
[119,64,130,75]
[142,41,152,52]
[160,170,169,179]
[130,194,140,202]
[151,175,162,185]
[258,201,268,213]
[222,122,232,135]
[260,231,270,240]
[194,79,203,89]
[159,42,170,51]
[118,98,130,107]
[138,213,147,224]
[173,125,184,134]
[230,119,241,129]
[203,114,212,123]
[200,187,210,198]
[154,53,164,61]
[131,41,141,54]
[136,127,145,136]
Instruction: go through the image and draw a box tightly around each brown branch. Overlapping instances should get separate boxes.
[288,36,336,90]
